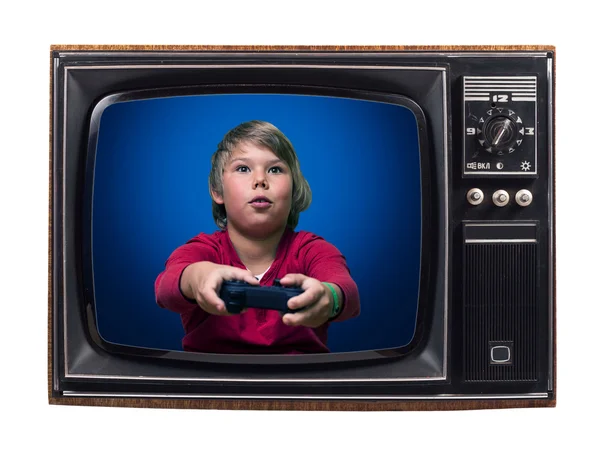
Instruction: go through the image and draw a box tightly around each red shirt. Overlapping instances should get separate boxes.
[155,227,360,354]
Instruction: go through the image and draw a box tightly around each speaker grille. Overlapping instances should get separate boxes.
[464,242,538,382]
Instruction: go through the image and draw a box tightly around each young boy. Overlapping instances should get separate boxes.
[154,120,360,354]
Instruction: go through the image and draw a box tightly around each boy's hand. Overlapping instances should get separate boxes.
[279,273,334,328]
[181,262,259,316]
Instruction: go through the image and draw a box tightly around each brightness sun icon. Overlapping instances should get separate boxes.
[520,161,531,171]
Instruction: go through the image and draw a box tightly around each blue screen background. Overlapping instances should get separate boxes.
[92,93,422,353]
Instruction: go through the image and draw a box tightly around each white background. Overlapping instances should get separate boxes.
[2,1,598,461]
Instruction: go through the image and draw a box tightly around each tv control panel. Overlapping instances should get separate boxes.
[455,55,552,391]
[463,76,537,176]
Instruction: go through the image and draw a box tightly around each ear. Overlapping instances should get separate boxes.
[211,189,224,205]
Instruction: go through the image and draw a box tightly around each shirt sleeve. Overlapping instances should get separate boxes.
[154,234,220,315]
[298,234,360,322]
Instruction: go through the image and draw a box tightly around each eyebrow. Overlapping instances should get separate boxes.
[229,157,284,166]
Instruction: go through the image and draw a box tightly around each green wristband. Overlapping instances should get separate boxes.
[323,282,341,319]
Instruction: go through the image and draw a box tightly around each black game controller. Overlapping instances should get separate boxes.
[220,279,305,314]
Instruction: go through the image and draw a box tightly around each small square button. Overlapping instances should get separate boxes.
[489,341,513,365]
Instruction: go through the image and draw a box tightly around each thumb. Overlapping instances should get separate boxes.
[279,273,306,287]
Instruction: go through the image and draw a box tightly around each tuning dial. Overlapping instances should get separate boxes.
[477,109,524,155]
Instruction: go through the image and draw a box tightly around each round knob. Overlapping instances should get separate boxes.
[492,189,510,207]
[515,189,533,207]
[477,109,524,155]
[481,116,519,153]
[467,188,484,205]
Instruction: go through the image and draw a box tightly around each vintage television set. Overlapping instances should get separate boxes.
[49,45,556,410]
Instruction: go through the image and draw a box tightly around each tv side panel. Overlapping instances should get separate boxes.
[450,52,554,399]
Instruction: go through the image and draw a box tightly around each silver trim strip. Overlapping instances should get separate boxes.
[442,69,449,379]
[464,76,537,80]
[62,391,550,400]
[465,239,537,244]
[53,58,61,393]
[463,171,537,176]
[466,223,536,227]
[62,66,69,371]
[64,373,446,382]
[65,64,444,71]
[466,83,535,86]
[464,85,536,88]
[465,82,536,84]
[547,56,555,391]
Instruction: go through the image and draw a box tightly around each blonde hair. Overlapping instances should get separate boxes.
[208,120,312,229]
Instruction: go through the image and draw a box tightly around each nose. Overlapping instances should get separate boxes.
[253,174,268,189]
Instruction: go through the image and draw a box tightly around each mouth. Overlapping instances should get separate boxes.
[249,196,272,209]
[249,196,272,204]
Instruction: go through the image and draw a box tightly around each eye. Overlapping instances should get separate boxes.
[268,166,284,174]
[235,165,249,173]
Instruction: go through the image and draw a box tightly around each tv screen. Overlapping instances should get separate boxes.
[91,92,423,354]
[50,45,555,410]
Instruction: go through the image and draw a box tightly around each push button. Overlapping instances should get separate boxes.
[489,341,513,365]
[491,346,510,362]
[515,189,533,207]
[467,188,484,205]
[492,189,509,207]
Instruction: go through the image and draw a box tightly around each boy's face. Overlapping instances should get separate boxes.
[212,142,293,237]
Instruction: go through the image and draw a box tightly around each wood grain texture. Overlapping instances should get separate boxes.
[48,49,54,404]
[48,45,556,411]
[50,44,555,52]
[49,396,555,411]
